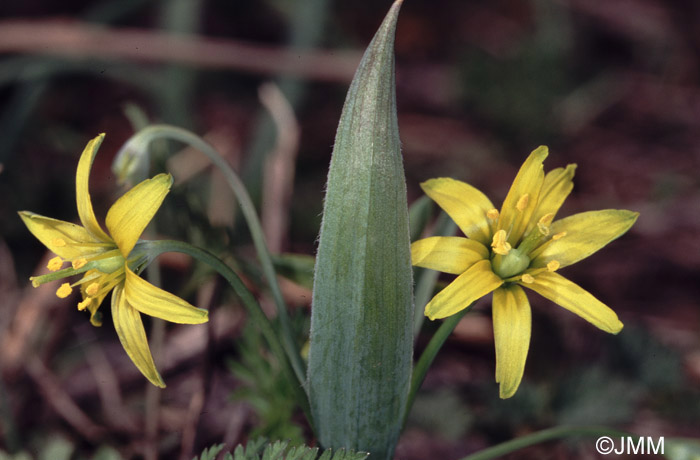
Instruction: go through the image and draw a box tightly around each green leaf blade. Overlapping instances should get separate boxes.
[307,2,412,459]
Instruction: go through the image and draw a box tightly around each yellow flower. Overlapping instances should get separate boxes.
[411,146,638,398]
[19,134,208,388]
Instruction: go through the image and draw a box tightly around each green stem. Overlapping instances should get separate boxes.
[404,305,472,427]
[144,239,311,424]
[119,125,306,386]
[459,425,631,460]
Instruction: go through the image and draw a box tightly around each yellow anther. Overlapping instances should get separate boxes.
[494,242,512,255]
[537,213,555,235]
[492,229,506,246]
[547,260,560,272]
[516,194,530,212]
[51,238,67,247]
[47,257,63,272]
[487,208,500,220]
[77,298,91,311]
[86,283,100,296]
[552,231,567,241]
[72,258,88,269]
[521,274,535,284]
[538,213,554,226]
[56,283,72,298]
[491,229,511,255]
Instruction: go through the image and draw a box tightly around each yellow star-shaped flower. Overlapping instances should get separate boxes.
[19,134,208,387]
[411,146,638,398]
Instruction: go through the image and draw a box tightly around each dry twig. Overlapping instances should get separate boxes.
[0,19,361,83]
[25,356,106,440]
[83,329,138,432]
[260,82,301,253]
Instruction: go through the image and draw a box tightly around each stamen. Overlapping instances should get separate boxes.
[521,274,535,284]
[537,213,554,236]
[552,231,567,241]
[47,257,63,272]
[516,194,530,212]
[86,283,100,296]
[77,298,92,311]
[73,270,104,287]
[491,229,511,255]
[538,213,554,226]
[56,283,72,298]
[51,238,67,247]
[81,269,125,302]
[72,258,88,269]
[487,208,500,220]
[547,260,560,272]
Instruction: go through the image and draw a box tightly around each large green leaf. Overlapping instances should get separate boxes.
[307,2,412,459]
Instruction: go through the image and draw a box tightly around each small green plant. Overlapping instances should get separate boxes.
[194,439,368,460]
[229,315,308,444]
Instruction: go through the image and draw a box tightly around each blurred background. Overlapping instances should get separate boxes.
[1,0,699,459]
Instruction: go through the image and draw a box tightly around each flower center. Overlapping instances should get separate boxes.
[491,247,531,279]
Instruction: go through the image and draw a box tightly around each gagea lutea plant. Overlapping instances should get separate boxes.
[18,1,653,459]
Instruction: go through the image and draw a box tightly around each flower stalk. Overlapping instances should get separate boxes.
[140,239,312,424]
[114,124,306,388]
[458,425,631,460]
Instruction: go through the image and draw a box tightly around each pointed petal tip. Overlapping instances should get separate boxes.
[608,320,624,335]
[147,373,167,389]
[597,314,623,335]
[616,209,640,232]
[145,370,166,388]
[499,385,517,399]
[89,132,106,148]
[151,172,175,190]
[424,302,442,321]
[18,211,31,223]
[18,210,38,220]
[532,145,549,160]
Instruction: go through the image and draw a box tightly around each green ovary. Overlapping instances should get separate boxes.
[491,248,530,279]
